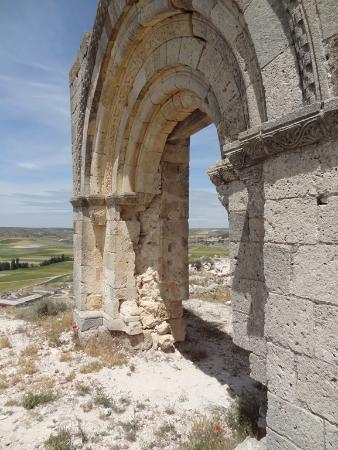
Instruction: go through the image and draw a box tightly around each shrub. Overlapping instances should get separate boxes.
[45,429,74,450]
[226,398,257,438]
[22,390,55,410]
[181,416,240,450]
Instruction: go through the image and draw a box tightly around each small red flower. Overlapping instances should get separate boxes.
[214,424,222,433]
[71,322,78,332]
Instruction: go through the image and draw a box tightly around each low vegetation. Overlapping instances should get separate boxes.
[22,390,55,410]
[13,298,73,346]
[45,429,74,450]
[181,400,258,450]
[81,330,128,368]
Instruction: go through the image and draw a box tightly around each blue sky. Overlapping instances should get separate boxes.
[0,0,228,229]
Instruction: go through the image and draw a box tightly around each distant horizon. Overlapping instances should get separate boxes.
[0,225,229,231]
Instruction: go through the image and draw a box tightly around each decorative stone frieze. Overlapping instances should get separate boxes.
[220,100,338,173]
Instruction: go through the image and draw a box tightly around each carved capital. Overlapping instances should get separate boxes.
[71,195,106,225]
[208,160,239,187]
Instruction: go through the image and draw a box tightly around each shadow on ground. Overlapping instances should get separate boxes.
[177,306,267,433]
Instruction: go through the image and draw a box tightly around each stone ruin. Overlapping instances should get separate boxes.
[70,1,338,448]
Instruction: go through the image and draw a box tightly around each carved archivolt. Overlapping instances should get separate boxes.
[71,0,268,197]
[285,0,320,104]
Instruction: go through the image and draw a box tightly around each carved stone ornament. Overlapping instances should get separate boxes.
[222,100,338,173]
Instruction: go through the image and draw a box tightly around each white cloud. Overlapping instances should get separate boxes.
[17,162,39,170]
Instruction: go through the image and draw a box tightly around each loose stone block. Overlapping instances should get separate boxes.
[74,310,103,332]
[267,393,324,450]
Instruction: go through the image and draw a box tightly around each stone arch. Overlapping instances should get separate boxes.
[71,2,338,449]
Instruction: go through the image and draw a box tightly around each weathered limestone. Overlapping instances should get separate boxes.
[210,100,338,449]
[71,1,338,447]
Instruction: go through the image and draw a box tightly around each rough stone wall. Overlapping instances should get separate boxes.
[210,101,338,450]
[264,139,338,450]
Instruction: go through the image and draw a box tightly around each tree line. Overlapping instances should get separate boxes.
[0,258,29,271]
[39,254,72,266]
[0,254,73,271]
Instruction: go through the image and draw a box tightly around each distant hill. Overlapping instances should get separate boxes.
[0,227,73,239]
[0,227,229,240]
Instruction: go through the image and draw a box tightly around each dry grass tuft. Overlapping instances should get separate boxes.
[0,336,12,349]
[40,310,73,347]
[82,331,128,368]
[65,371,76,382]
[60,351,73,363]
[31,376,55,391]
[79,361,103,374]
[75,382,91,396]
[181,399,260,450]
[9,374,22,387]
[0,374,9,390]
[21,344,39,357]
[19,357,38,376]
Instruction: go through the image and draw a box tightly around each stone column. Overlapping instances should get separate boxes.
[71,195,106,331]
[103,193,143,336]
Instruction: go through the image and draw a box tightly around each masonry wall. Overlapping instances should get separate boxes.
[263,139,338,450]
[218,137,338,449]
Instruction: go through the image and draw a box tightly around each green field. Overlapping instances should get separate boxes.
[0,228,74,293]
[0,237,73,263]
[188,245,229,260]
[0,261,73,293]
